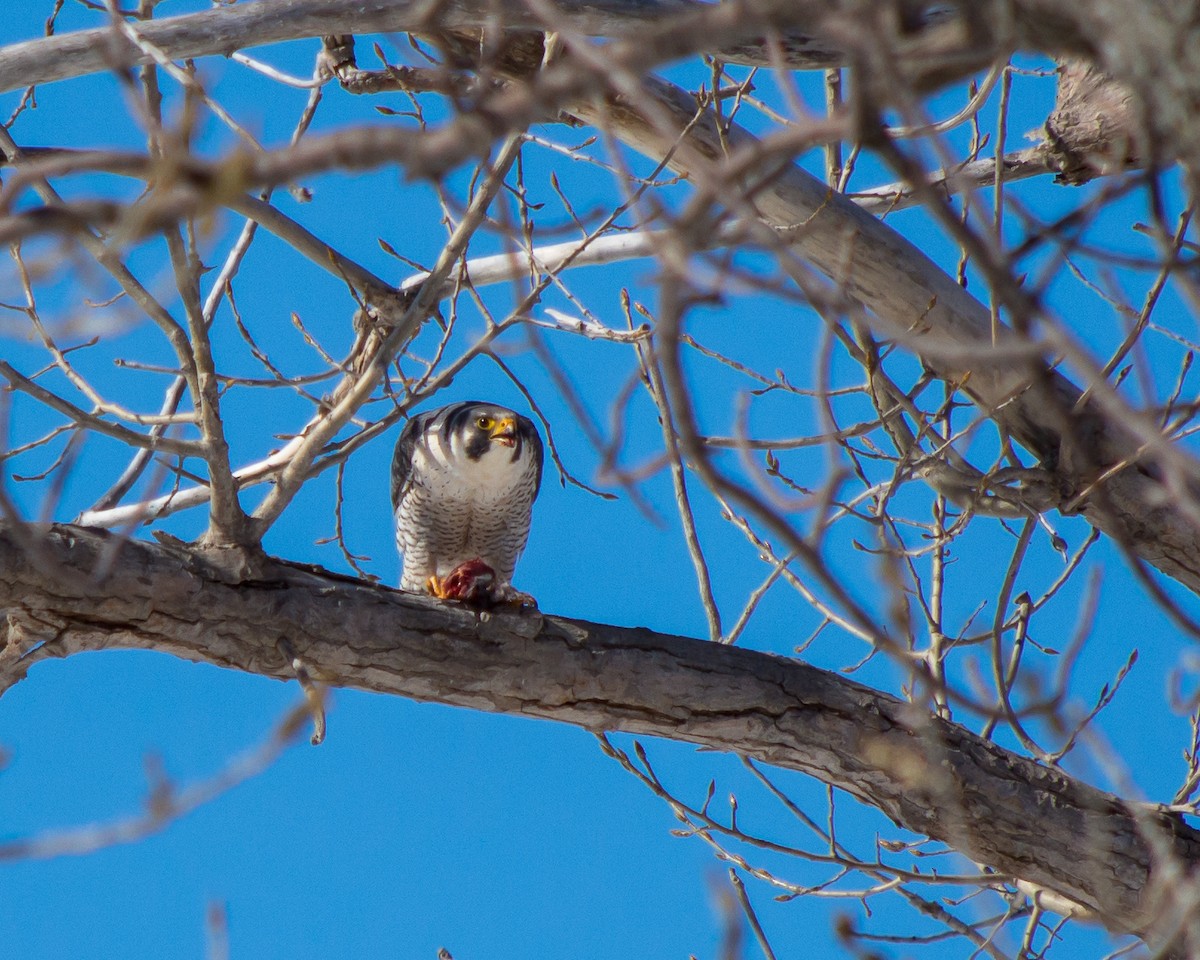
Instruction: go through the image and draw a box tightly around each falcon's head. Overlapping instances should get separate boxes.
[445,401,540,467]
[412,402,544,499]
[457,405,517,455]
[391,400,545,513]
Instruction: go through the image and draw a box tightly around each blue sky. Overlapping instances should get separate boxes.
[0,2,1195,958]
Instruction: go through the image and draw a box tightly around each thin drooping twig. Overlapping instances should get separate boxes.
[0,361,199,458]
[636,329,724,641]
[0,696,313,861]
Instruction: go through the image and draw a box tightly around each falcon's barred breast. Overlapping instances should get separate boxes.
[391,400,543,603]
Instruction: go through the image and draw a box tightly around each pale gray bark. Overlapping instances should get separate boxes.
[3,0,1195,173]
[0,521,1195,944]
[0,0,823,95]
[1044,58,1139,184]
[0,0,1042,99]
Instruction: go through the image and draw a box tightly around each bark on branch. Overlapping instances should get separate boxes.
[0,0,992,97]
[0,0,810,95]
[5,0,1198,177]
[1,522,1196,944]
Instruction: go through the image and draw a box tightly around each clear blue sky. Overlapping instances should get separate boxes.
[0,3,1192,958]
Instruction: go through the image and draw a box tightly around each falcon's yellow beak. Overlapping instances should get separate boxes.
[490,416,517,447]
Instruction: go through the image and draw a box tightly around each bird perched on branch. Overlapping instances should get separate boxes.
[391,400,543,606]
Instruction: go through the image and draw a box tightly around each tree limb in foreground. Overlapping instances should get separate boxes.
[0,0,981,97]
[1,522,1197,946]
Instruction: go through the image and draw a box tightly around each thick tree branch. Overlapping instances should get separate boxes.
[0,522,1195,944]
[560,74,1200,596]
[4,0,1198,181]
[0,0,785,95]
[0,0,981,96]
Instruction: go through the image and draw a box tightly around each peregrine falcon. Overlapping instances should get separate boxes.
[391,400,543,605]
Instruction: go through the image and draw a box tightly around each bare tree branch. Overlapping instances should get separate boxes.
[0,0,979,96]
[0,521,1194,946]
[561,73,1200,596]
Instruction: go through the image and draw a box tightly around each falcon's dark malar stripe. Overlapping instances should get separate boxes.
[463,427,490,461]
[445,400,491,461]
[438,401,479,451]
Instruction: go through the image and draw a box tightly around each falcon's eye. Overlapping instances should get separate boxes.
[476,416,494,431]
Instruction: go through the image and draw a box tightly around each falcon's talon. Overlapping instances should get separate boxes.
[423,559,538,610]
[438,557,497,605]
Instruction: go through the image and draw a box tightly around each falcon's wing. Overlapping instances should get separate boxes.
[519,414,545,500]
[390,410,437,511]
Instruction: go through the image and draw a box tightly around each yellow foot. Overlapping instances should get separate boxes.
[428,559,496,604]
